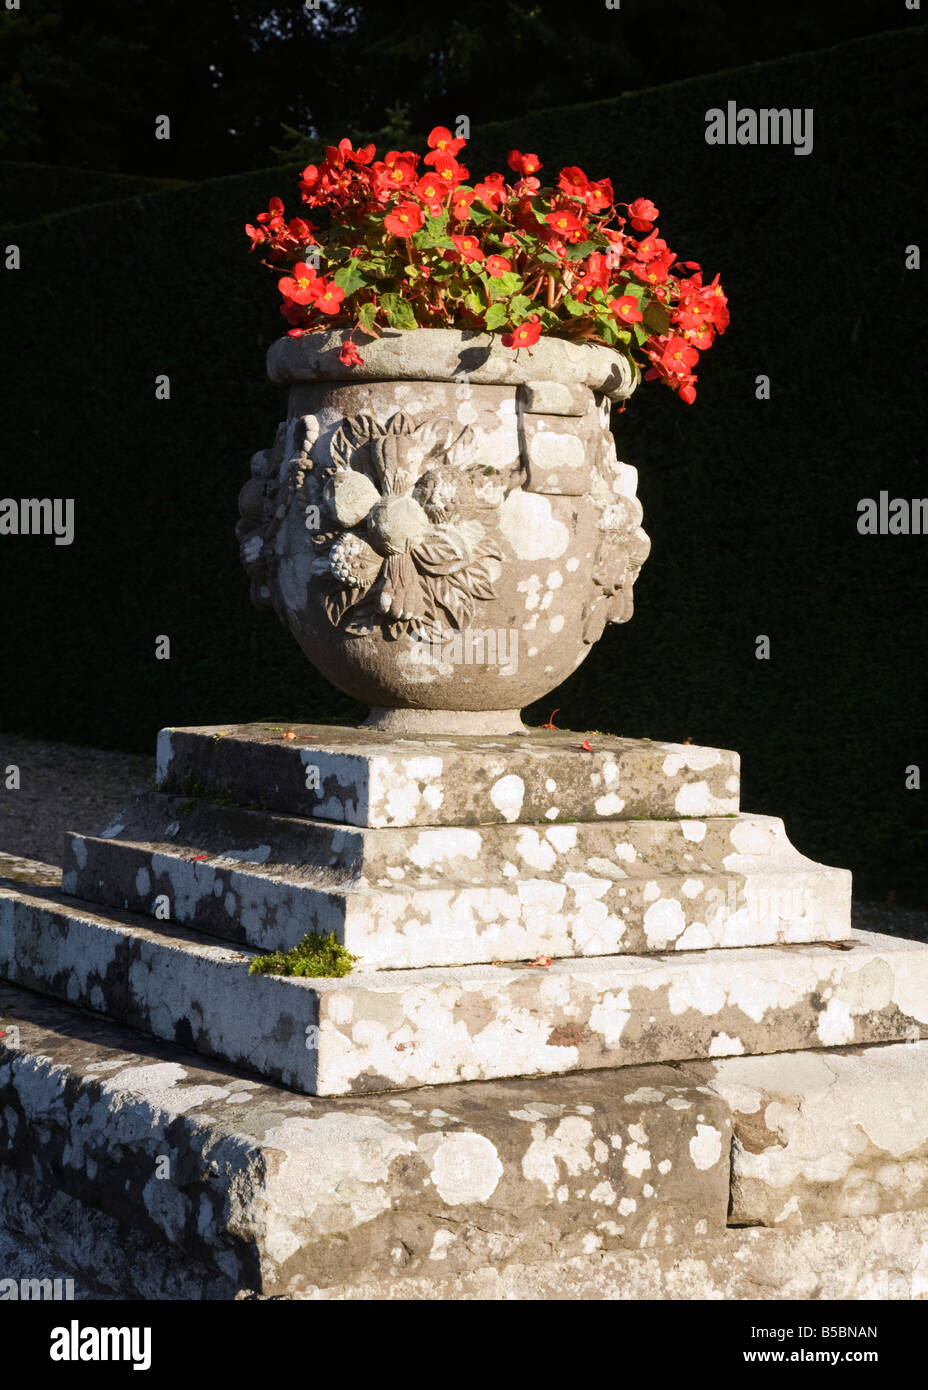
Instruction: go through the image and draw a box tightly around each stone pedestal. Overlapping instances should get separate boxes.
[0,722,888,1100]
[3,722,928,1298]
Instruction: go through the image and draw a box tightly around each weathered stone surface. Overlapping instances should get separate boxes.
[266,327,637,400]
[155,724,740,828]
[284,1210,928,1300]
[244,328,650,716]
[1,879,923,1094]
[64,795,850,967]
[7,1156,923,1301]
[682,1042,928,1227]
[0,981,730,1296]
[0,853,59,887]
[519,380,593,416]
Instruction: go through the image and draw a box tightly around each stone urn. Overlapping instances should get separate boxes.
[237,328,650,733]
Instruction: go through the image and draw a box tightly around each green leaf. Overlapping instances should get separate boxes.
[484,302,508,331]
[509,294,537,319]
[332,261,367,297]
[563,296,586,317]
[643,298,671,335]
[632,321,650,346]
[565,239,597,262]
[357,302,378,333]
[381,292,418,330]
[486,270,523,299]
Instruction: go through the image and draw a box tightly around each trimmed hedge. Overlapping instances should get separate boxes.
[0,161,188,224]
[1,28,926,903]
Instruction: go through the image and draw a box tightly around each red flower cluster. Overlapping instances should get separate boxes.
[246,126,727,403]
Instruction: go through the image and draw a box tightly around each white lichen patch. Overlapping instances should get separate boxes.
[689,1124,723,1170]
[407,829,482,869]
[675,782,712,816]
[521,1115,595,1196]
[423,1131,504,1205]
[499,491,569,560]
[490,775,525,823]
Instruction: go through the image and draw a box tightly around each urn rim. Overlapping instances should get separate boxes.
[267,326,636,402]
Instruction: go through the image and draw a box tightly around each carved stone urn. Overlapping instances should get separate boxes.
[237,328,650,733]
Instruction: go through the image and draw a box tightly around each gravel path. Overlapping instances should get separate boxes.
[0,733,153,867]
[0,732,925,942]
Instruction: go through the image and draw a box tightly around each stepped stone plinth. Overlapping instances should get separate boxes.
[5,722,927,1299]
[0,722,878,1098]
[62,796,849,968]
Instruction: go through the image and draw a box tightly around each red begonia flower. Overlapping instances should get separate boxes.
[473,173,506,211]
[384,201,424,237]
[502,316,541,349]
[432,152,468,188]
[627,197,659,231]
[609,295,644,323]
[660,339,699,374]
[450,234,484,262]
[425,126,467,163]
[339,339,364,366]
[633,255,673,285]
[313,281,345,315]
[544,208,585,236]
[508,150,542,176]
[277,261,318,304]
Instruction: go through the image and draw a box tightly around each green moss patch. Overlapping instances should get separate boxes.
[249,932,358,979]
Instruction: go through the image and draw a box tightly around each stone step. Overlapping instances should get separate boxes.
[63,803,851,968]
[681,1042,928,1228]
[0,979,731,1297]
[0,878,922,1095]
[3,978,928,1298]
[155,723,740,828]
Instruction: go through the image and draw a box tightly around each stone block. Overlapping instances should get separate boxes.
[681,1042,928,1226]
[518,380,592,416]
[0,981,730,1295]
[154,724,740,828]
[523,421,593,495]
[1,880,923,1094]
[63,796,850,968]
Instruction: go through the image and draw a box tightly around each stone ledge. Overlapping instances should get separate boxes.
[63,809,850,968]
[1,881,924,1093]
[0,981,729,1296]
[284,1209,928,1300]
[681,1043,928,1227]
[155,724,740,828]
[266,327,637,402]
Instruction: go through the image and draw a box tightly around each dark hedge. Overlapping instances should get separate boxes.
[0,161,187,224]
[2,28,926,902]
